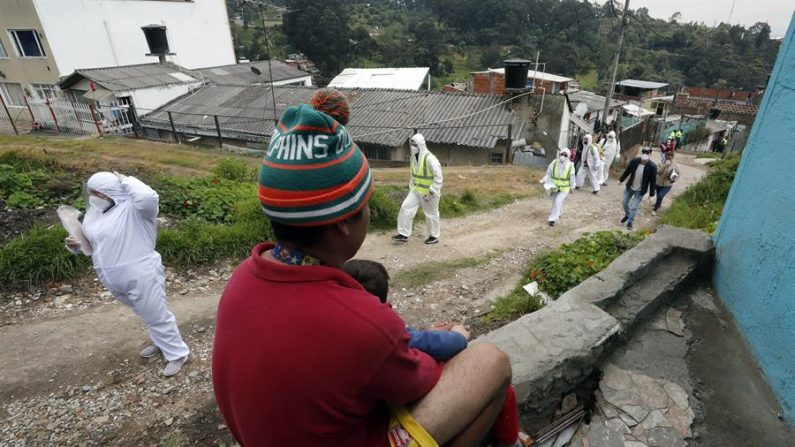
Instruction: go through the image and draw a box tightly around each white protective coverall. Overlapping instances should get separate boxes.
[541,150,577,223]
[599,131,620,184]
[576,134,601,192]
[397,134,443,238]
[82,172,189,362]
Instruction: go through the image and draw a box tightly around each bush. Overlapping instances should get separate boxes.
[155,176,256,223]
[212,158,256,182]
[0,158,82,207]
[157,217,273,267]
[660,154,740,232]
[529,231,650,298]
[486,230,649,322]
[0,226,92,289]
[369,186,401,231]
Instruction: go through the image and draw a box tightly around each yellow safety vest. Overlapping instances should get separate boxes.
[411,152,433,195]
[551,160,573,192]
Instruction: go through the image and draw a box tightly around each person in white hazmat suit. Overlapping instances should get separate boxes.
[541,148,577,226]
[64,172,190,376]
[575,134,601,194]
[599,130,620,185]
[391,134,443,244]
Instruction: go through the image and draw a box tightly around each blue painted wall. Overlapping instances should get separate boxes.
[714,13,795,424]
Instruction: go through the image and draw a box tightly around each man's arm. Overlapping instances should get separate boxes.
[428,155,443,197]
[117,174,159,219]
[407,327,468,361]
[365,329,444,405]
[619,160,633,183]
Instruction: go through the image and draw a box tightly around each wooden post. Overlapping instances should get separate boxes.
[214,115,223,148]
[89,102,103,136]
[45,97,60,133]
[0,92,18,135]
[168,111,181,144]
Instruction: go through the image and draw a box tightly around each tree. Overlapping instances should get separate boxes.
[283,0,352,75]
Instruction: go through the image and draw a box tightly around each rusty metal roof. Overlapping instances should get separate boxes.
[139,85,524,149]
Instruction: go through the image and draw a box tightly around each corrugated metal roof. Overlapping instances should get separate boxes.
[486,68,574,84]
[569,90,627,113]
[195,61,310,86]
[616,79,669,89]
[58,63,200,92]
[328,67,430,91]
[139,85,524,149]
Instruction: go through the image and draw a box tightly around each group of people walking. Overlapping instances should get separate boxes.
[542,130,680,230]
[59,88,688,447]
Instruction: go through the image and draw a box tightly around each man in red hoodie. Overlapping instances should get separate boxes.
[212,104,512,447]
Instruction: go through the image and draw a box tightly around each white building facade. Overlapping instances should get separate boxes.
[0,0,234,110]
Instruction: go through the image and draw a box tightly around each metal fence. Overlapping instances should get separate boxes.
[0,96,136,137]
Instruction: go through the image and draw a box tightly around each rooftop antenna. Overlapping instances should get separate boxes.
[727,0,737,24]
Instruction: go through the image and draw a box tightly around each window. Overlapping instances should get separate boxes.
[363,146,392,161]
[0,82,26,107]
[490,153,504,165]
[0,39,7,58]
[9,29,46,58]
[30,83,58,100]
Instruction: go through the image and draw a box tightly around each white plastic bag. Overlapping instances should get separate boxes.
[57,205,93,255]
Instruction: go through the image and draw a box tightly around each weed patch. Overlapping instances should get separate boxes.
[485,231,650,323]
[0,226,92,289]
[661,154,740,232]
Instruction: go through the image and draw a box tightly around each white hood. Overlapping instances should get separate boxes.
[410,133,429,156]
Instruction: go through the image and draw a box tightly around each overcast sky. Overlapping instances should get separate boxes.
[627,0,795,37]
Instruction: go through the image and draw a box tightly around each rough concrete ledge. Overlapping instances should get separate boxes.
[474,227,714,423]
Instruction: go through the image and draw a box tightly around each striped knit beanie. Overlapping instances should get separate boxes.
[258,103,373,226]
[309,88,350,125]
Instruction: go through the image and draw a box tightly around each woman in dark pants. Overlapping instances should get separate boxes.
[653,152,679,216]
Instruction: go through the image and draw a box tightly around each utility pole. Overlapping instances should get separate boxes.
[601,0,631,133]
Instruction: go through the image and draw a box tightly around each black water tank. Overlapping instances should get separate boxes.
[142,25,170,55]
[503,58,531,90]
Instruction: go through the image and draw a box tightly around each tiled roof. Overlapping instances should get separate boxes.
[328,67,430,91]
[58,63,200,92]
[139,85,524,149]
[195,61,310,86]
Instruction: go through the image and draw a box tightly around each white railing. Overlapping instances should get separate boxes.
[19,97,136,136]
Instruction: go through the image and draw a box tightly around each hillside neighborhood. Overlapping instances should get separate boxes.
[1,1,794,446]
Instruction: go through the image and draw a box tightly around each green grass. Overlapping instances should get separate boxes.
[575,68,600,92]
[432,51,483,90]
[484,231,650,323]
[392,253,500,289]
[660,154,740,233]
[0,227,92,289]
[693,152,722,159]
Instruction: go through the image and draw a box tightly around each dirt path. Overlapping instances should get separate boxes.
[0,155,707,445]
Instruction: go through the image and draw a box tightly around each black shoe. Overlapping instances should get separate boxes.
[620,216,629,224]
[424,236,439,245]
[601,182,607,186]
[549,221,555,226]
[391,234,408,242]
[592,190,598,195]
[627,223,633,231]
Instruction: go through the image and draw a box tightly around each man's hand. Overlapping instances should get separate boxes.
[64,236,82,252]
[113,171,128,183]
[423,191,435,202]
[450,325,471,341]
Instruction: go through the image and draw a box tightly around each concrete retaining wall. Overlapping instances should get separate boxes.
[475,226,714,423]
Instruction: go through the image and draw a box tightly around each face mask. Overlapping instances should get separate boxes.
[89,196,114,212]
[410,145,419,155]
[559,155,568,162]
[641,154,650,161]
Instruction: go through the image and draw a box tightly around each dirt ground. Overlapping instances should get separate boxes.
[0,153,707,446]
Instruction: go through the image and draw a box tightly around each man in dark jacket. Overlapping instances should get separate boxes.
[618,147,657,230]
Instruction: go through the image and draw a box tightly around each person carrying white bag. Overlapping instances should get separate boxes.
[63,171,189,376]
